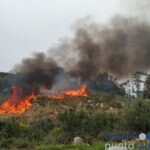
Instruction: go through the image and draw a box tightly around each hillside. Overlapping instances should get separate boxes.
[0,92,132,123]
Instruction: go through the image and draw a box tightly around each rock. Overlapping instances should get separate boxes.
[107,107,118,113]
[134,138,141,144]
[73,137,84,145]
[78,102,82,106]
[95,103,100,107]
[100,103,104,108]
[61,105,69,109]
[109,107,114,110]
[120,102,126,108]
[87,100,92,103]
[90,104,94,108]
[108,146,127,150]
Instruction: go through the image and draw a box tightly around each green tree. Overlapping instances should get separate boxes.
[143,76,150,99]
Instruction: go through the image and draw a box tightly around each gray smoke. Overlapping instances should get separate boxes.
[12,0,150,91]
[121,0,150,21]
[72,16,150,79]
[13,52,59,95]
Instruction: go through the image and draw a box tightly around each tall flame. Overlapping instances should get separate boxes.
[0,84,88,115]
[0,86,37,115]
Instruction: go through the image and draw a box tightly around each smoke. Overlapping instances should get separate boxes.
[72,16,150,79]
[48,15,150,80]
[12,52,59,95]
[11,0,150,93]
[121,0,150,20]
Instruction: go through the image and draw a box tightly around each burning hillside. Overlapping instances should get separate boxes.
[0,66,125,115]
[49,84,88,100]
[0,84,88,115]
[0,86,37,115]
[1,0,150,116]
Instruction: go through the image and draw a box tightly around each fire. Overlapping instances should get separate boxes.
[50,84,88,99]
[0,84,88,115]
[0,86,37,115]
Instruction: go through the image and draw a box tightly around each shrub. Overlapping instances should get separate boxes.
[0,119,20,139]
[124,101,150,132]
[58,108,91,138]
[0,138,13,148]
[43,127,69,144]
[30,118,54,141]
[12,138,34,149]
[90,113,119,137]
[58,108,120,141]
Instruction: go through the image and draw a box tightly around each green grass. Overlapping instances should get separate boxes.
[37,143,105,150]
[36,143,150,150]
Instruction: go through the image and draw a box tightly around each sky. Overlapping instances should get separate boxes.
[0,0,121,72]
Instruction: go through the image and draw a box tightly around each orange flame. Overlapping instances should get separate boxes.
[50,84,88,99]
[0,84,88,115]
[0,86,37,115]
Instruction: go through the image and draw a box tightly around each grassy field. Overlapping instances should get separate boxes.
[37,143,105,150]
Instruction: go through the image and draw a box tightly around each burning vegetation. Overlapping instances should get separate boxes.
[0,83,88,115]
[49,84,88,100]
[0,68,127,115]
[0,86,37,115]
[1,1,150,116]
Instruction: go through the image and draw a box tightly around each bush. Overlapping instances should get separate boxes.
[124,101,150,132]
[0,138,13,148]
[12,138,34,149]
[43,127,69,144]
[58,108,91,138]
[90,113,119,137]
[30,118,54,141]
[18,123,32,139]
[59,109,90,136]
[58,108,119,141]
[0,119,20,139]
